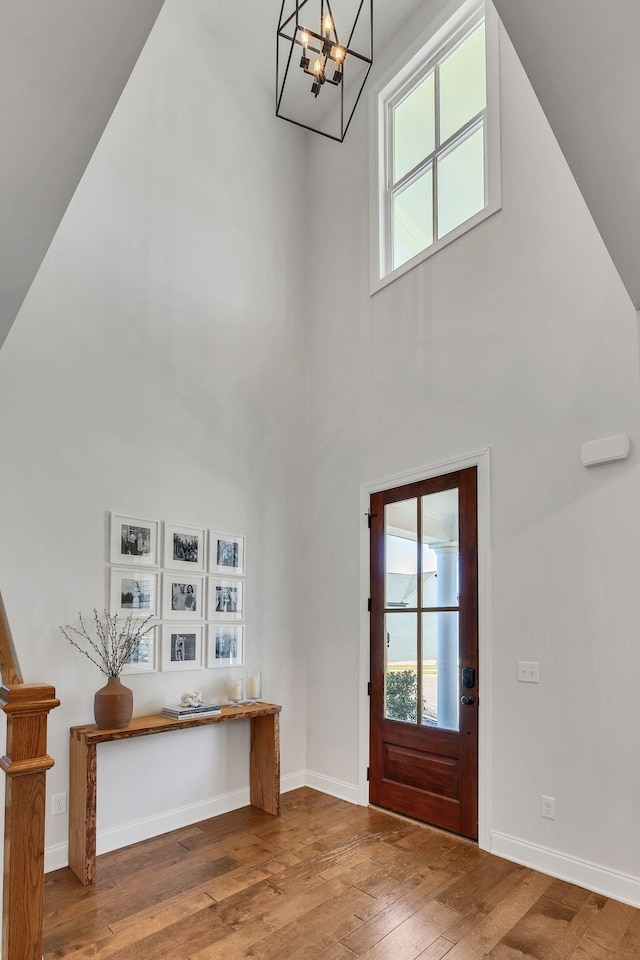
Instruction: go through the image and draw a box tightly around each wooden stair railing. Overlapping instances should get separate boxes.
[0,592,59,960]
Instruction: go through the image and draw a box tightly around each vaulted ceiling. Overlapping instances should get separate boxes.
[0,0,167,349]
[1,0,638,354]
[492,0,640,311]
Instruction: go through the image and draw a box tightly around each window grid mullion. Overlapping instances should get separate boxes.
[392,156,433,195]
[391,108,485,196]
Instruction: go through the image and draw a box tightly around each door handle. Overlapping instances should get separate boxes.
[461,667,475,689]
[460,695,475,706]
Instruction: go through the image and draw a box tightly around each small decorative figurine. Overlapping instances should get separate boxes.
[180,690,203,707]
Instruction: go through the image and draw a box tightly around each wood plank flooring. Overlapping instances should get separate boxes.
[43,788,640,959]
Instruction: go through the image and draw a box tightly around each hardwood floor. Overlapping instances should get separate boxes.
[43,788,640,959]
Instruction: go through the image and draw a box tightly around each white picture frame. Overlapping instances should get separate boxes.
[208,531,245,576]
[109,513,159,566]
[161,624,203,671]
[206,623,244,668]
[110,568,158,617]
[163,522,206,572]
[207,577,243,620]
[162,573,205,620]
[121,626,158,675]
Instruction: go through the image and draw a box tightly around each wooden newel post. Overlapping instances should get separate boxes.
[1,683,60,960]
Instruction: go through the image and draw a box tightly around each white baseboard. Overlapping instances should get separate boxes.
[47,786,640,910]
[45,771,309,874]
[45,786,251,873]
[281,770,307,793]
[45,842,70,874]
[491,831,640,909]
[304,770,360,805]
[96,787,253,856]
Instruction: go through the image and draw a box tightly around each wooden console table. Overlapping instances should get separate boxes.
[68,702,281,886]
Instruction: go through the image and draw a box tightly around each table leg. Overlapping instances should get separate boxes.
[68,733,97,886]
[249,712,280,816]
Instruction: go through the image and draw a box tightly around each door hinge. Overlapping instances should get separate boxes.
[367,682,371,696]
[366,767,370,781]
[367,511,372,528]
[367,597,371,612]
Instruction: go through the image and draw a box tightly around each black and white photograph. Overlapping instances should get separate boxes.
[209,531,245,576]
[110,568,158,617]
[216,631,237,659]
[162,573,204,619]
[123,525,151,557]
[163,523,206,571]
[207,577,243,620]
[206,623,244,668]
[170,632,196,662]
[172,582,197,611]
[218,539,238,568]
[121,627,157,674]
[109,513,159,566]
[216,585,237,613]
[122,578,152,609]
[161,624,203,671]
[174,534,198,563]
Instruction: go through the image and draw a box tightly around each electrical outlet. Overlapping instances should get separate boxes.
[52,792,67,816]
[541,795,555,820]
[517,661,540,683]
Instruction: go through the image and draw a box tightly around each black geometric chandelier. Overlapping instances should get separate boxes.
[276,0,373,142]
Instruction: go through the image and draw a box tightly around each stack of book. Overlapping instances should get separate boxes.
[161,702,222,720]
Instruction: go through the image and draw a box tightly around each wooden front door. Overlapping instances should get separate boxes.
[369,467,478,839]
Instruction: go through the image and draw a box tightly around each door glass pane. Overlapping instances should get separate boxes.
[422,487,459,730]
[393,72,435,182]
[439,22,486,143]
[385,613,417,722]
[392,168,433,270]
[422,612,459,730]
[421,487,459,601]
[436,125,484,240]
[385,499,417,607]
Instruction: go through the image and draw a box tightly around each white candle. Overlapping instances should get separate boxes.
[247,673,261,699]
[228,680,243,701]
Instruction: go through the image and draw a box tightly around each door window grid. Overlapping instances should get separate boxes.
[384,494,460,728]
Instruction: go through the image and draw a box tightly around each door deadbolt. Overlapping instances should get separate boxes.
[461,667,475,689]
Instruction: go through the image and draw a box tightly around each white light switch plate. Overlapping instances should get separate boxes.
[517,661,539,683]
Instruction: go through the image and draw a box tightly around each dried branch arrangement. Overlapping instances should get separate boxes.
[61,610,154,678]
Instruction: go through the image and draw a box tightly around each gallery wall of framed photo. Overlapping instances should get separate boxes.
[108,514,245,674]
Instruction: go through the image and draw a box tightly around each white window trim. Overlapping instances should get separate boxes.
[369,0,502,295]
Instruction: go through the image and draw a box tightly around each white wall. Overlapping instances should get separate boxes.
[304,5,640,904]
[1,0,639,912]
[0,0,308,868]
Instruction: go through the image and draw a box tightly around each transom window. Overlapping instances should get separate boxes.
[371,0,501,291]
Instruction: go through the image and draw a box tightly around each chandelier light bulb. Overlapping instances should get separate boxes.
[323,15,333,35]
[334,45,345,61]
[300,30,310,47]
[313,58,323,74]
